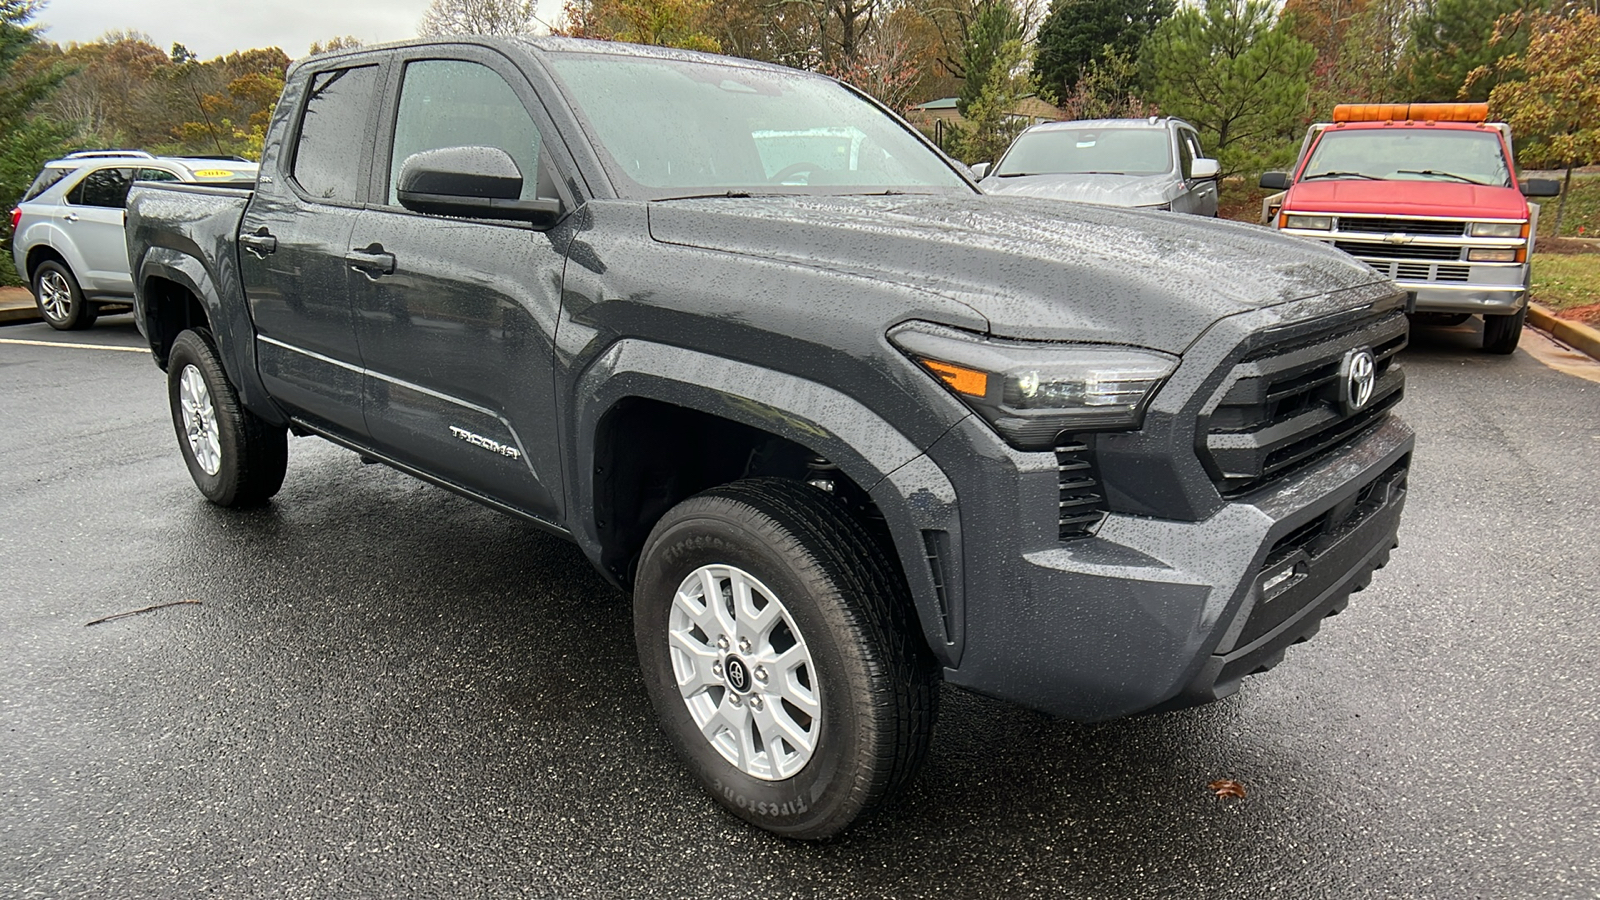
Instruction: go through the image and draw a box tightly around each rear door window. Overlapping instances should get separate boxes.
[292,65,380,202]
[66,167,136,208]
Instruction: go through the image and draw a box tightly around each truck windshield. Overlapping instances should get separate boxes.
[541,53,970,199]
[994,127,1172,177]
[1300,129,1511,186]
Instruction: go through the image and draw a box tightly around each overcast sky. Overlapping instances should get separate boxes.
[34,0,566,59]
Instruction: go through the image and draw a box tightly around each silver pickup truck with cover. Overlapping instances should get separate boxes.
[125,37,1414,838]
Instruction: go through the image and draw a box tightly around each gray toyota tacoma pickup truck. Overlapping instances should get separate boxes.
[126,37,1413,839]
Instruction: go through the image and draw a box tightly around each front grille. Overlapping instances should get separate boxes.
[1202,311,1407,497]
[1056,440,1106,539]
[1435,264,1471,282]
[1335,240,1462,261]
[1337,216,1466,236]
[1395,262,1430,280]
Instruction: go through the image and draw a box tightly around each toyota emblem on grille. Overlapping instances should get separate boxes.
[1340,347,1377,413]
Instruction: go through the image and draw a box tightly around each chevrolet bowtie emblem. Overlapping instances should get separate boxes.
[1382,233,1413,244]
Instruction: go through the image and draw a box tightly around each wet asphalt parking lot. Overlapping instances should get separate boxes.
[2,314,1598,899]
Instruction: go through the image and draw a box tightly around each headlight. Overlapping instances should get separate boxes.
[1467,248,1518,262]
[889,322,1178,450]
[1284,214,1333,230]
[1468,221,1523,238]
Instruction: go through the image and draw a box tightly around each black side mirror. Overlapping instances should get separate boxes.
[1259,171,1290,190]
[397,146,562,226]
[1521,178,1561,198]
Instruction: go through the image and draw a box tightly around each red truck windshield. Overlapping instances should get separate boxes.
[1301,129,1512,187]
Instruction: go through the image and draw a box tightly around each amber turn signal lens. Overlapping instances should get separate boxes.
[920,359,989,397]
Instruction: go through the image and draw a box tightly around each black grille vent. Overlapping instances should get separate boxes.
[1337,217,1466,236]
[1056,440,1106,539]
[1203,312,1408,497]
[1335,240,1462,261]
[1435,264,1471,282]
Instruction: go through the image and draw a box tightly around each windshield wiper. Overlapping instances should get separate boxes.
[1396,169,1489,185]
[1301,171,1381,181]
[652,190,754,201]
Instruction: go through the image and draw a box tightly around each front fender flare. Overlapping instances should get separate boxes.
[571,339,967,666]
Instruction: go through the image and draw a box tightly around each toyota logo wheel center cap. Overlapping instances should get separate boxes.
[724,655,752,693]
[1340,347,1377,414]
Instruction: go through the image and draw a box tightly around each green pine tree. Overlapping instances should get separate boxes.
[957,0,1024,117]
[1142,0,1314,177]
[1,0,72,286]
[1032,0,1173,103]
[1400,0,1548,102]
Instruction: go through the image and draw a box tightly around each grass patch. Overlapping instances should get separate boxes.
[1530,251,1600,325]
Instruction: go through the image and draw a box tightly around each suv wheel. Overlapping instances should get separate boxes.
[634,478,938,839]
[33,260,97,331]
[166,328,288,506]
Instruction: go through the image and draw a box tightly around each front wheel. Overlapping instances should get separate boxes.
[166,328,288,506]
[634,478,937,839]
[33,260,97,331]
[1482,305,1527,354]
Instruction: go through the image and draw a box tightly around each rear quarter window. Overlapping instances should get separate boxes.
[21,167,72,202]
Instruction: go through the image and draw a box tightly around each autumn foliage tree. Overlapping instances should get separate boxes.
[1474,7,1600,233]
[558,0,721,51]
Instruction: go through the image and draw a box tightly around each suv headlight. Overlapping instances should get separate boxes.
[1468,221,1523,238]
[889,322,1178,450]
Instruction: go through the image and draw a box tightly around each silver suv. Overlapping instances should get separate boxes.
[11,151,257,329]
[974,117,1220,216]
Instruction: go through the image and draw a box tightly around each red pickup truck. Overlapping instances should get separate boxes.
[1262,103,1561,353]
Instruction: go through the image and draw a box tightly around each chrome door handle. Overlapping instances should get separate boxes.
[63,214,79,223]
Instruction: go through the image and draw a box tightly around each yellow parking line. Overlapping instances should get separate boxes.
[0,337,149,353]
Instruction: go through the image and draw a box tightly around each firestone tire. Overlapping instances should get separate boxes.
[1482,305,1526,355]
[33,260,97,331]
[166,328,288,507]
[634,478,938,840]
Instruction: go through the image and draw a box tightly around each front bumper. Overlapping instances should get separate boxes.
[933,414,1413,721]
[1405,281,1526,316]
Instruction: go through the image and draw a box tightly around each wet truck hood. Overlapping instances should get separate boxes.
[979,172,1178,208]
[647,194,1388,354]
[1284,179,1529,219]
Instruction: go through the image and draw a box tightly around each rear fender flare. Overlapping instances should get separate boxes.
[137,248,285,426]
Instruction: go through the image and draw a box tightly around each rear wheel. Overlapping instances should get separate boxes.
[33,260,96,331]
[1482,305,1526,354]
[166,328,288,506]
[634,478,937,839]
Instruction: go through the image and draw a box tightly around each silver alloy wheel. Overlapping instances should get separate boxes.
[178,364,222,476]
[38,270,72,321]
[669,564,821,780]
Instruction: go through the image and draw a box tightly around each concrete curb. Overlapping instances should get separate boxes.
[1529,303,1600,363]
[0,304,40,325]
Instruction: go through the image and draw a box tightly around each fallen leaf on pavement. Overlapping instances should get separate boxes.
[1208,779,1247,799]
